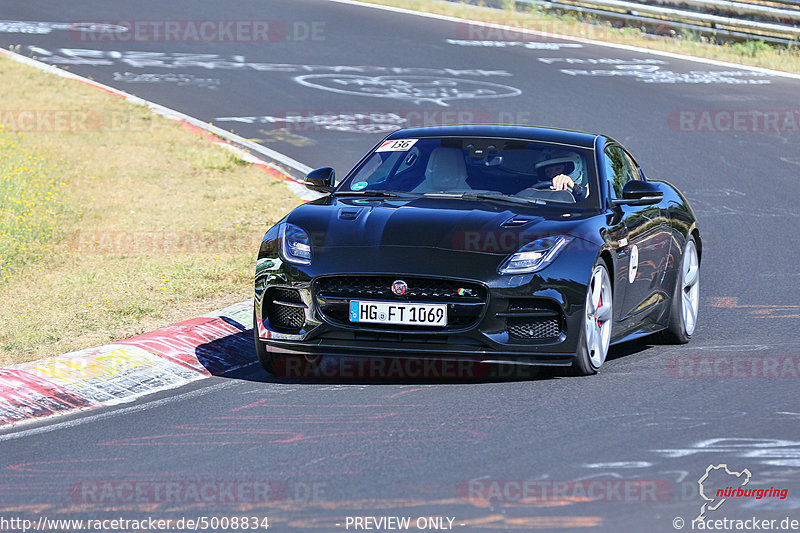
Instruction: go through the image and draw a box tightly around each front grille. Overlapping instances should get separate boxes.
[314,275,486,332]
[315,276,486,300]
[507,317,560,339]
[265,287,306,333]
[501,298,563,341]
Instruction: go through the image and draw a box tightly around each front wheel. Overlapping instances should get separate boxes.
[573,262,613,376]
[660,235,700,344]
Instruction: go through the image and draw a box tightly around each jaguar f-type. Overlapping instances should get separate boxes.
[254,125,701,376]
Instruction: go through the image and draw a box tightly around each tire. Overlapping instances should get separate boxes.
[572,261,614,376]
[253,309,275,373]
[660,235,700,344]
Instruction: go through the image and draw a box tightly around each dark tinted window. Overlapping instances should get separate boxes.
[343,137,597,205]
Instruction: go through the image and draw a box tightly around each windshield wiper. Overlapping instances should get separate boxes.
[332,190,417,198]
[424,191,545,206]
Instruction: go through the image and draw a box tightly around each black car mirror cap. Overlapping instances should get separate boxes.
[304,167,336,193]
[611,180,663,206]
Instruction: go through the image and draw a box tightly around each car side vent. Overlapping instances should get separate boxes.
[501,215,540,228]
[338,209,362,220]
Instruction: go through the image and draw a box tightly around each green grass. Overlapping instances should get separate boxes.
[0,55,300,364]
[0,128,74,279]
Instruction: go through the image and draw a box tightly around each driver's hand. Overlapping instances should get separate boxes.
[550,174,575,191]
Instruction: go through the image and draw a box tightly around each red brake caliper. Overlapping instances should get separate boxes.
[595,296,602,326]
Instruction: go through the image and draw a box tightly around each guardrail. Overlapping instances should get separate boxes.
[704,0,800,9]
[650,0,800,22]
[513,0,800,44]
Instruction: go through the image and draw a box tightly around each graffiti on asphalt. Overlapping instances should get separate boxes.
[216,113,407,134]
[23,46,512,77]
[0,20,126,35]
[537,57,773,84]
[293,75,522,107]
[113,71,220,89]
[446,39,583,50]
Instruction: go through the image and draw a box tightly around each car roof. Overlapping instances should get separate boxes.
[385,124,601,149]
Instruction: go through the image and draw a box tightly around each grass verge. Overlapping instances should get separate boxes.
[0,54,300,365]
[361,0,800,73]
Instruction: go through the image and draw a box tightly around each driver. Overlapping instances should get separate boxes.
[525,151,588,198]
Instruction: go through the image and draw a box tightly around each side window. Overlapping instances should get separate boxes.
[349,151,400,187]
[623,150,644,180]
[621,149,642,182]
[603,145,636,198]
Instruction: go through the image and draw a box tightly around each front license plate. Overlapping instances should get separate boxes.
[349,301,447,326]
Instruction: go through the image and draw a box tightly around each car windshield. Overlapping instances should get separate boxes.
[338,136,597,206]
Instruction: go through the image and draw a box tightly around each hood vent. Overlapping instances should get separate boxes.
[501,215,540,228]
[338,208,362,220]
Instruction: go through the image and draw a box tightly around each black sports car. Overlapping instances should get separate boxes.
[254,125,700,376]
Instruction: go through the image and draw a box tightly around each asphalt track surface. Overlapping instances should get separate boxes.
[1,0,800,531]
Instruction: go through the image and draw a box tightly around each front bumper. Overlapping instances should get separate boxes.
[255,273,588,364]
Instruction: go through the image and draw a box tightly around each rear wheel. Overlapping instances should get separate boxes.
[253,309,275,373]
[660,235,699,344]
[573,262,613,376]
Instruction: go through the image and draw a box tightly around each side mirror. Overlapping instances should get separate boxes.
[304,167,335,193]
[611,180,663,206]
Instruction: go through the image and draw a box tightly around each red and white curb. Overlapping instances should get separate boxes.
[0,49,319,430]
[0,301,255,428]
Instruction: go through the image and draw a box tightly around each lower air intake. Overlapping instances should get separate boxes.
[507,317,561,340]
[265,288,306,332]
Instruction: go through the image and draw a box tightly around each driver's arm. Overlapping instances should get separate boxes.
[550,173,584,196]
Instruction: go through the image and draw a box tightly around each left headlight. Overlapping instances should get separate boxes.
[280,223,311,265]
[498,235,573,275]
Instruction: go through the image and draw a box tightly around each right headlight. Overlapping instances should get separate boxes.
[280,223,311,265]
[498,235,573,275]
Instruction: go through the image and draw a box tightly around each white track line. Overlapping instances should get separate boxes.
[327,0,800,80]
[0,48,314,175]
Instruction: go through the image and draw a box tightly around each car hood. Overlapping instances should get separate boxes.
[285,196,602,256]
